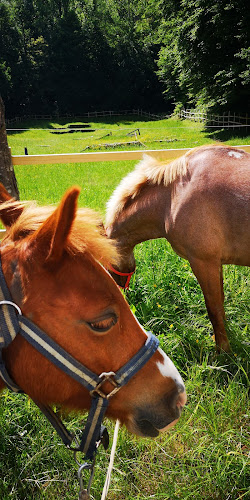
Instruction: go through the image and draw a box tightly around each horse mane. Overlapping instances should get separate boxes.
[105,151,190,227]
[105,144,246,227]
[0,200,119,267]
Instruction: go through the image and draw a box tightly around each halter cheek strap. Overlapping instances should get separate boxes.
[0,256,159,461]
[109,265,135,289]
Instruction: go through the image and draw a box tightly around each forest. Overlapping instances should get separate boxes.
[0,0,249,117]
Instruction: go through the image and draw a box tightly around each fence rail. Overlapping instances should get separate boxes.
[11,145,250,166]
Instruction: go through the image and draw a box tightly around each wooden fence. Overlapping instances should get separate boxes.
[178,109,249,128]
[6,108,250,129]
[6,109,170,126]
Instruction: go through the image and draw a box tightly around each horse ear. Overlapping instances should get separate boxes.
[28,187,80,266]
[0,183,23,226]
[0,183,13,202]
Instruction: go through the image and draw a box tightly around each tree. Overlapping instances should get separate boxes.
[0,97,19,199]
[157,0,250,112]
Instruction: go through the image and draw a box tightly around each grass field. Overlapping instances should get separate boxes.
[1,116,249,499]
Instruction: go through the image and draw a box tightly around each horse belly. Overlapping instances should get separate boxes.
[167,185,250,265]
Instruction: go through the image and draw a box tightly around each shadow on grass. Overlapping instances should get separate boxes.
[205,126,250,142]
[6,115,154,136]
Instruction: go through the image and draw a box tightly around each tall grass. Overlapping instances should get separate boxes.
[0,117,249,499]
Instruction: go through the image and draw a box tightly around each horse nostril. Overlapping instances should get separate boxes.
[176,389,187,409]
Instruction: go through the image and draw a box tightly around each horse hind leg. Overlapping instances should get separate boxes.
[189,258,230,352]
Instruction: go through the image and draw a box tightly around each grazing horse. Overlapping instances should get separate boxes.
[0,184,186,453]
[106,145,250,352]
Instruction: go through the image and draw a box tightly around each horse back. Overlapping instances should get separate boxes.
[190,145,250,183]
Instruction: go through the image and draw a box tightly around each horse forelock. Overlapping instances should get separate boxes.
[0,200,119,267]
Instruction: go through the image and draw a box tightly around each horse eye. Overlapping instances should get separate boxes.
[88,314,117,333]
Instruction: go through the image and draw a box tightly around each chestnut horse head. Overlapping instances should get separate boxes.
[0,184,186,447]
[106,145,250,352]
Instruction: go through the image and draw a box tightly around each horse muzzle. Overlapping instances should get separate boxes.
[131,385,187,437]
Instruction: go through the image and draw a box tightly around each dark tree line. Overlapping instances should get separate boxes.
[0,0,249,117]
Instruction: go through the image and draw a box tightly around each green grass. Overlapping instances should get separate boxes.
[8,115,250,157]
[0,116,249,499]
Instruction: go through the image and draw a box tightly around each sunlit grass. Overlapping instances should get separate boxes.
[8,115,250,157]
[14,160,136,210]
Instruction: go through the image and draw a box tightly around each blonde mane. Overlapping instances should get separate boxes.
[106,151,189,227]
[0,200,118,267]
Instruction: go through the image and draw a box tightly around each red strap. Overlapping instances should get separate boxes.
[109,265,135,289]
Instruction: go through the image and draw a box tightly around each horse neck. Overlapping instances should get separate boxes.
[112,183,169,250]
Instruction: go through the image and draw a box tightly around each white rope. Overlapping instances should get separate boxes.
[101,420,120,500]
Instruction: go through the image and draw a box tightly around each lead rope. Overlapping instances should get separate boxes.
[101,420,120,500]
[78,420,120,500]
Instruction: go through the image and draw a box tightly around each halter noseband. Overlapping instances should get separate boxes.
[109,265,135,289]
[0,256,159,462]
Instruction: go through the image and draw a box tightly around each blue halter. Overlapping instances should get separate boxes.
[0,256,159,460]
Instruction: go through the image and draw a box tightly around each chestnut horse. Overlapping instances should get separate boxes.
[106,145,250,352]
[0,184,186,457]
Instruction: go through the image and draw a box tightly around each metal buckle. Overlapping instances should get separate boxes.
[90,371,121,399]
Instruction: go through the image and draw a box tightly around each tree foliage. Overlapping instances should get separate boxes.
[157,0,250,112]
[0,0,249,116]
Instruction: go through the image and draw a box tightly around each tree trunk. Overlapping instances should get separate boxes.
[0,96,19,199]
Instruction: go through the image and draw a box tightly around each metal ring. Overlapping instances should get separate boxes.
[0,300,22,315]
